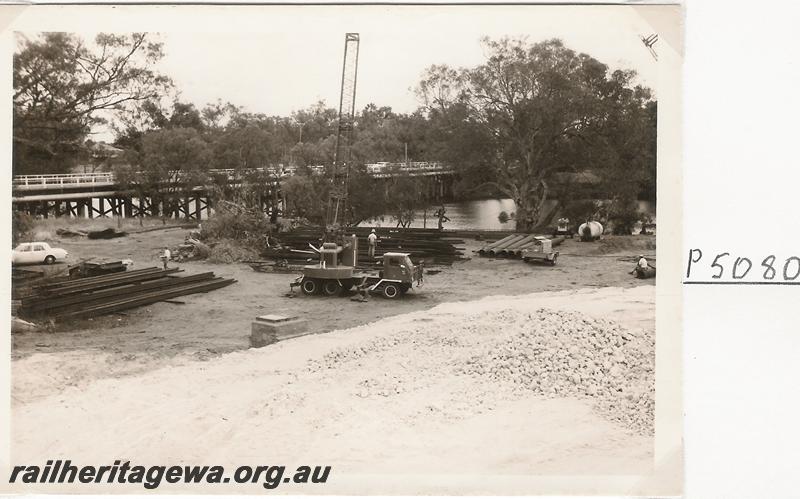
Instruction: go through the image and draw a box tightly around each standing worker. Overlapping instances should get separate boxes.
[367,229,378,259]
[434,204,450,230]
[161,246,171,270]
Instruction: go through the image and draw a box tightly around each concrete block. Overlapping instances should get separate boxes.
[250,314,309,348]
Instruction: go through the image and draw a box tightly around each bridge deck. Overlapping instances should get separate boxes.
[13,163,456,196]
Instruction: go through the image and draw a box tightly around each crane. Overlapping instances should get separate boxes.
[328,32,360,227]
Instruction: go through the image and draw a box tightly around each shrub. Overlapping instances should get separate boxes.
[12,211,35,246]
[607,199,641,235]
[561,200,599,226]
[207,239,260,264]
[202,201,272,248]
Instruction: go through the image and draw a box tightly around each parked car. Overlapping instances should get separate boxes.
[12,242,69,266]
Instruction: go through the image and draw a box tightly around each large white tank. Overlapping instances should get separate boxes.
[578,221,603,240]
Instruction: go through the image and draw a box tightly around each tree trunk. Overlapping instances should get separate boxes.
[514,198,535,232]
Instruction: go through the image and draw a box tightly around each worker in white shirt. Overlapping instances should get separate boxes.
[367,229,378,258]
[161,246,171,270]
[630,254,649,276]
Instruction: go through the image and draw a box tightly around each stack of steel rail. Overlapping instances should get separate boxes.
[267,227,466,266]
[17,267,235,320]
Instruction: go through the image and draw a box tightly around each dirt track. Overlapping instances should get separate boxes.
[11,226,655,404]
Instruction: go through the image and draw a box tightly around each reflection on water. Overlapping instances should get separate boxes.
[369,199,517,231]
[368,198,656,231]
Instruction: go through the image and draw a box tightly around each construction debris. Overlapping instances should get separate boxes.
[248,260,302,273]
[55,228,88,238]
[11,317,40,334]
[17,267,236,320]
[87,228,128,239]
[172,238,211,262]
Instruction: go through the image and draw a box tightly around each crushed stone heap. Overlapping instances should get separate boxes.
[308,307,655,436]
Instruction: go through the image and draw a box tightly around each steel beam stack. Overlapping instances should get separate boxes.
[266,227,466,266]
[18,267,236,320]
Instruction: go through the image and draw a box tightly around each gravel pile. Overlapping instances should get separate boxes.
[457,309,654,435]
[306,307,654,435]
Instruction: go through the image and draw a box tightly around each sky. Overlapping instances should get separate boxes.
[48,4,664,141]
[156,6,659,117]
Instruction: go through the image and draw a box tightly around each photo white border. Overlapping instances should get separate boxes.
[0,3,683,495]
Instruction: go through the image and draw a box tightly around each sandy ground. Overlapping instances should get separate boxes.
[11,286,655,495]
[11,227,655,404]
[9,226,656,494]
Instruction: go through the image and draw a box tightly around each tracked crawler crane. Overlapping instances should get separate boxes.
[327,32,360,227]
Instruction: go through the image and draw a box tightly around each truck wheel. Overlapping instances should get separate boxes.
[301,279,319,295]
[549,254,558,266]
[382,283,400,299]
[400,283,410,295]
[322,280,342,296]
[44,255,56,265]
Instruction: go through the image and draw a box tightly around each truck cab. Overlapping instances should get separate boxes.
[372,252,423,298]
[382,253,422,282]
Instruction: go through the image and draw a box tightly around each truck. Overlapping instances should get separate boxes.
[290,234,424,299]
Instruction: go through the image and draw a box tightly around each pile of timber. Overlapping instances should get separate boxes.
[17,267,235,320]
[268,227,466,266]
[477,234,565,258]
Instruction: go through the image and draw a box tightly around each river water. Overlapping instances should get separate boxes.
[367,199,656,231]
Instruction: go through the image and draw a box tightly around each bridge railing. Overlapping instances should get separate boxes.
[13,163,454,189]
[13,173,116,187]
[365,161,451,174]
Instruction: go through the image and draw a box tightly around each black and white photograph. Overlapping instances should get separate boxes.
[3,3,683,495]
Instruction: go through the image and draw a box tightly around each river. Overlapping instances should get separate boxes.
[366,199,656,231]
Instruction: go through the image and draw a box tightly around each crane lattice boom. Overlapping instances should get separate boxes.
[329,32,360,227]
